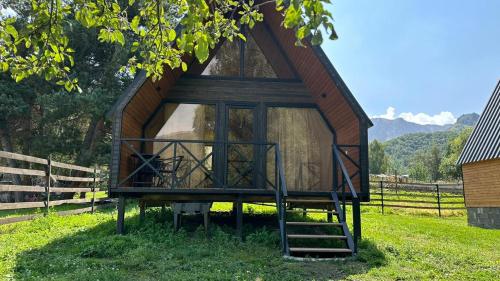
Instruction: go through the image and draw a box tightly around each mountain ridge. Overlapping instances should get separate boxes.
[369,113,479,142]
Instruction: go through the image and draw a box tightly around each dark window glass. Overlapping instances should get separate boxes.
[244,33,277,78]
[201,39,240,77]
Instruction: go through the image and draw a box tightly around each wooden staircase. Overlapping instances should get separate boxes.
[273,144,360,258]
[281,195,355,258]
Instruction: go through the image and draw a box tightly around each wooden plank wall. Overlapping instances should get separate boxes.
[462,158,500,207]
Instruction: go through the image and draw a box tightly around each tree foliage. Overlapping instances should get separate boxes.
[369,140,388,174]
[439,127,473,180]
[0,0,337,91]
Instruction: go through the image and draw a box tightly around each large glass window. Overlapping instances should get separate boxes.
[144,103,216,188]
[226,107,256,188]
[267,108,333,191]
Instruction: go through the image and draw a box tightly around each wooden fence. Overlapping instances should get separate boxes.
[364,181,466,216]
[0,151,112,225]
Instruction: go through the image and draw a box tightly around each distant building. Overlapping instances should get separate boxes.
[458,80,500,229]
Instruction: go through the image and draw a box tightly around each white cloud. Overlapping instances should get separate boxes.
[372,106,396,119]
[372,107,457,126]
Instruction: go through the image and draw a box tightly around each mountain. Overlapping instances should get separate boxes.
[369,113,479,142]
[383,131,459,173]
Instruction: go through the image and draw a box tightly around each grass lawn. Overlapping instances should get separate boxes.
[0,203,498,281]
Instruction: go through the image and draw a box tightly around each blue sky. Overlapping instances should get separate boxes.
[323,0,500,125]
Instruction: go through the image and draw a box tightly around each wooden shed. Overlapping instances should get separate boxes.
[458,80,500,229]
[109,3,372,257]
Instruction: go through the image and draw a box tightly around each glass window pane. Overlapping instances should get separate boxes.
[227,108,255,187]
[228,108,254,141]
[156,104,215,140]
[202,39,240,77]
[244,33,277,78]
[267,108,333,191]
[144,103,216,189]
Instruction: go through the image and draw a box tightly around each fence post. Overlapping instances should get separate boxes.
[380,181,384,214]
[91,165,97,213]
[45,155,52,216]
[436,184,441,217]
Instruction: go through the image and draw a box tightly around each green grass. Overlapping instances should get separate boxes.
[0,203,499,281]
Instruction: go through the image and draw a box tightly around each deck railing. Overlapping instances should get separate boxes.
[333,145,361,253]
[118,138,279,190]
[274,143,290,255]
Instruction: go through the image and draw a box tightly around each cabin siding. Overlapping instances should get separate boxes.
[462,158,500,207]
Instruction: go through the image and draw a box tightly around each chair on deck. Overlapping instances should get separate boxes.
[131,154,184,188]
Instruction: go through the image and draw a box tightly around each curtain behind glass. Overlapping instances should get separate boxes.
[267,108,333,192]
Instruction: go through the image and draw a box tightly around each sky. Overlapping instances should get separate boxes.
[323,0,500,125]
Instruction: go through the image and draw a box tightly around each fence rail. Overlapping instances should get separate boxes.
[0,151,111,225]
[363,181,465,216]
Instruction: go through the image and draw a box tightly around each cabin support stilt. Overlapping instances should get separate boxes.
[139,200,146,224]
[117,196,126,234]
[236,198,243,240]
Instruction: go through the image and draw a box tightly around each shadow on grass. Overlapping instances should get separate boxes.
[12,204,386,281]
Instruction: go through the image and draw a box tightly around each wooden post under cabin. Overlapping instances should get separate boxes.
[236,198,243,239]
[117,195,126,234]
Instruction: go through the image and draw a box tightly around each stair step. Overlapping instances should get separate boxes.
[287,234,347,239]
[289,247,352,253]
[286,221,343,226]
[287,199,333,203]
[286,209,338,214]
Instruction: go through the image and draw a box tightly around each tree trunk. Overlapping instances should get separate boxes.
[0,123,23,202]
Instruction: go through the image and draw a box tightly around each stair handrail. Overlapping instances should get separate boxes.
[274,143,289,255]
[333,145,361,253]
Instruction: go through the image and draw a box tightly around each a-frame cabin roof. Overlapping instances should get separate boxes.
[109,3,372,129]
[458,80,500,165]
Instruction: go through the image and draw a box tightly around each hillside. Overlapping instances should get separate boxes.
[369,113,479,142]
[383,130,460,173]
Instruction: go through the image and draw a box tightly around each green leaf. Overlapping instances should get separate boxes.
[311,31,323,45]
[129,0,136,5]
[2,62,8,72]
[114,30,125,46]
[194,35,209,63]
[237,33,246,42]
[131,16,140,32]
[181,62,188,72]
[5,25,18,40]
[168,29,176,42]
[131,41,140,52]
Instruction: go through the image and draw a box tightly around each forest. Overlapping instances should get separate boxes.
[0,4,134,193]
[369,127,473,182]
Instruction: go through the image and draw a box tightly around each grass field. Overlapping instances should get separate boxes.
[0,202,499,281]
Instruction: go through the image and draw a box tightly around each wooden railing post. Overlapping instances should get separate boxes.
[436,184,441,217]
[91,165,97,213]
[45,155,52,216]
[380,180,385,214]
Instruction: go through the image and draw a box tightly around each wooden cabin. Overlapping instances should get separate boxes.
[458,80,500,229]
[109,4,372,257]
